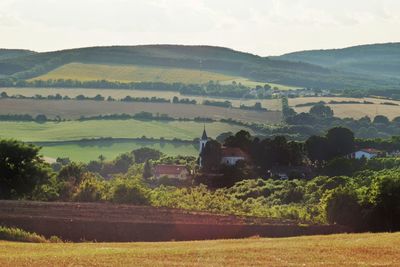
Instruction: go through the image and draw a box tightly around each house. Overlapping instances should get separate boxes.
[221,147,248,166]
[154,164,190,180]
[350,148,385,160]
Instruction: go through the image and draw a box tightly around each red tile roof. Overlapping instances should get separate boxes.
[359,148,382,154]
[154,164,188,175]
[221,147,247,158]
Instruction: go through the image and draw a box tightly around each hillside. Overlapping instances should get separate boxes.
[278,42,400,78]
[1,45,398,90]
[0,49,35,60]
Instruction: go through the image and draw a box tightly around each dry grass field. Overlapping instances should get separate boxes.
[0,99,281,123]
[32,62,246,84]
[290,97,400,119]
[29,62,297,89]
[0,233,399,266]
[0,87,283,110]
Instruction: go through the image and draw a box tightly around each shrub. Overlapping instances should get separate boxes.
[0,226,49,243]
[110,178,149,205]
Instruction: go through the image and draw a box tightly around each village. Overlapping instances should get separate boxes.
[151,126,398,184]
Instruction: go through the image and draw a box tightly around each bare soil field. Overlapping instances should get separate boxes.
[0,201,349,242]
[0,99,281,123]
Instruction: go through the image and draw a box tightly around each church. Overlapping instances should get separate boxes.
[199,127,247,167]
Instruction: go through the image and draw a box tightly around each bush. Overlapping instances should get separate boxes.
[0,226,50,243]
[73,175,106,202]
[110,178,149,205]
[321,187,362,229]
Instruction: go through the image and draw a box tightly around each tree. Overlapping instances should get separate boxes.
[132,147,163,163]
[224,130,252,151]
[113,153,134,173]
[0,92,8,98]
[309,104,334,118]
[321,187,362,229]
[143,160,153,179]
[98,154,106,163]
[172,96,179,103]
[369,174,400,231]
[305,135,329,163]
[326,127,354,159]
[0,140,50,199]
[35,114,47,123]
[373,115,390,124]
[200,140,222,171]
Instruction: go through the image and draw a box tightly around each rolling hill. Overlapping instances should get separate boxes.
[0,44,399,90]
[278,42,400,79]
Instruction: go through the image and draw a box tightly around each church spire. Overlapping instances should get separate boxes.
[201,124,208,140]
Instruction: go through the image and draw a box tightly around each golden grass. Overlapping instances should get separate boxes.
[32,63,241,84]
[290,97,400,119]
[0,233,399,266]
[30,62,295,90]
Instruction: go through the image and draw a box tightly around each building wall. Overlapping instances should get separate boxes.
[221,156,244,166]
[354,151,376,160]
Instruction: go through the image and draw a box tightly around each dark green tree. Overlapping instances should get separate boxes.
[200,140,222,171]
[143,160,153,179]
[309,104,334,118]
[326,127,355,158]
[0,140,50,199]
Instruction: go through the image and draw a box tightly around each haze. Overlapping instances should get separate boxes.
[1,0,399,55]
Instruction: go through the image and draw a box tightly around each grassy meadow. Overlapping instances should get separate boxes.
[39,140,198,163]
[0,233,399,266]
[0,120,254,142]
[0,87,283,110]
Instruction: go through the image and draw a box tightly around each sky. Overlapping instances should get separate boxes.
[0,0,399,56]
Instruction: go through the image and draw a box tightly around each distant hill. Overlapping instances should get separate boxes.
[0,44,399,90]
[0,49,36,76]
[0,49,35,60]
[278,43,400,79]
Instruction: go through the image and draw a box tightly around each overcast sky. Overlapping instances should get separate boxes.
[1,0,399,56]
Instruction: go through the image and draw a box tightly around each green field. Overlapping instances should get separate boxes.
[39,140,198,163]
[0,120,255,142]
[1,233,399,266]
[0,87,283,110]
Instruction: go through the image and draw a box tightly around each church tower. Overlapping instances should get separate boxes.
[199,125,208,167]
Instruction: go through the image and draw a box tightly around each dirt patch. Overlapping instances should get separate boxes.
[0,201,350,242]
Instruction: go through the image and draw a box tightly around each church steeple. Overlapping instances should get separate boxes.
[201,124,208,140]
[199,124,209,167]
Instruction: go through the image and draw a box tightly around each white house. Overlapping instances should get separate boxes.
[351,148,383,160]
[221,147,248,166]
[154,164,190,180]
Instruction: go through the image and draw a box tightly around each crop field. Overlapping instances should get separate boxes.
[0,120,256,142]
[0,99,281,123]
[0,87,283,110]
[29,62,296,89]
[31,62,247,84]
[1,233,399,266]
[39,140,198,163]
[290,96,400,119]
